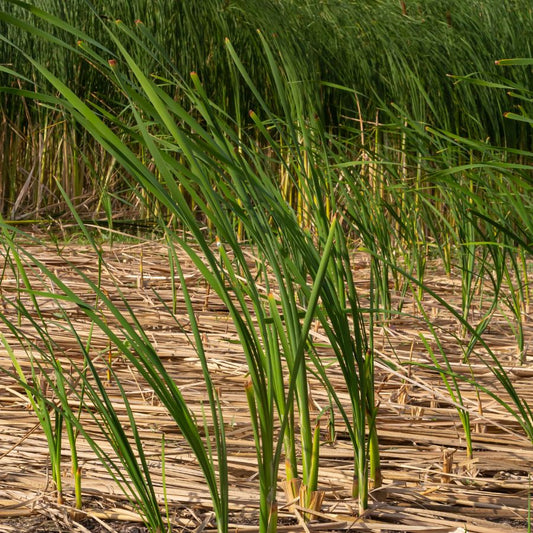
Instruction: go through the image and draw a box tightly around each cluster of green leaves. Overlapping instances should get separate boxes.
[0,4,383,531]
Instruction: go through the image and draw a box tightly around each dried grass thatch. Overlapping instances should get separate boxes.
[0,238,531,532]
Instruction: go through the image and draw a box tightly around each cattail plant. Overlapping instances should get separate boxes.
[2,2,533,532]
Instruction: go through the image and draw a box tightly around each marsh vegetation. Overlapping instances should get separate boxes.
[0,1,532,532]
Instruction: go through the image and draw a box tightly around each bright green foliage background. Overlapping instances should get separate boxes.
[2,0,533,143]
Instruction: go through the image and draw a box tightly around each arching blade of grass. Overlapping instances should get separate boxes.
[0,329,68,504]
[418,326,473,460]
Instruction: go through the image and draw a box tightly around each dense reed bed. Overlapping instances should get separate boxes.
[2,0,532,134]
[2,0,533,218]
[0,1,532,532]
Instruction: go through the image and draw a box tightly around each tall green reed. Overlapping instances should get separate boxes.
[227,30,383,510]
[0,5,388,524]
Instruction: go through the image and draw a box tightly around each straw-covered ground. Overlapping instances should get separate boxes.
[0,237,531,533]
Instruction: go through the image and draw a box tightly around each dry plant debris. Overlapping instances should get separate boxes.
[0,238,531,533]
